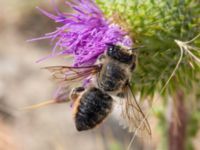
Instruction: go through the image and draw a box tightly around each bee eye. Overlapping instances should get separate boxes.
[106,43,116,51]
[107,44,118,55]
[108,47,113,51]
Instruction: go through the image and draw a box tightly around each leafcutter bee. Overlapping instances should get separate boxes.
[95,43,151,135]
[38,44,151,135]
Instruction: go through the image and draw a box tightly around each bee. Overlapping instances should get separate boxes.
[71,86,113,131]
[37,44,151,135]
[96,43,137,93]
[94,43,151,134]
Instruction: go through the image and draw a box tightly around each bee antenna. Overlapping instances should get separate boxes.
[129,46,144,51]
[129,48,138,51]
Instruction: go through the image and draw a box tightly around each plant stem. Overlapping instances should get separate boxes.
[168,90,187,150]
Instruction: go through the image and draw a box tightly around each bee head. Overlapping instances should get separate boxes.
[106,43,136,64]
[70,87,85,100]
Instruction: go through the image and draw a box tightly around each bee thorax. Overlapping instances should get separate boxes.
[98,62,127,92]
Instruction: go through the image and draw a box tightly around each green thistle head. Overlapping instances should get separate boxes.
[97,0,200,98]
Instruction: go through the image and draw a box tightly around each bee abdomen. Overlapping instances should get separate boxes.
[75,87,112,131]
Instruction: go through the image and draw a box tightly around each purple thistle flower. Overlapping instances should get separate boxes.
[31,0,133,66]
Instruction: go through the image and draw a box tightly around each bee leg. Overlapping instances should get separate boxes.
[130,62,136,71]
[117,92,125,98]
[70,87,85,106]
[130,54,136,71]
[117,80,130,98]
[98,54,106,63]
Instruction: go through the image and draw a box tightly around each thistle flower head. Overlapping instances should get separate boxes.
[34,0,133,66]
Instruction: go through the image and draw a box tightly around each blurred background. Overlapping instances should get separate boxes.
[0,0,199,150]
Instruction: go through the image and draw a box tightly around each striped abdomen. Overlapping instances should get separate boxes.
[74,87,113,131]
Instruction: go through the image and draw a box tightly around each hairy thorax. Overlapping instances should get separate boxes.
[97,60,131,93]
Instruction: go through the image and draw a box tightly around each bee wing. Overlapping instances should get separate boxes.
[43,65,101,83]
[21,65,101,110]
[120,83,151,136]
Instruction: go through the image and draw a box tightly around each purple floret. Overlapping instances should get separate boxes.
[32,0,133,66]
